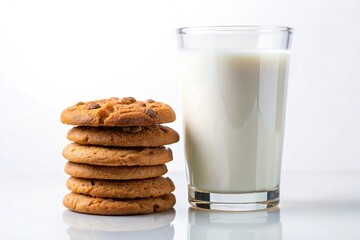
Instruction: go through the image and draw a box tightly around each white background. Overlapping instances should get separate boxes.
[1,0,359,175]
[1,1,360,239]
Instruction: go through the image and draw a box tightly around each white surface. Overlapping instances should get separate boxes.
[0,171,359,239]
[0,0,360,173]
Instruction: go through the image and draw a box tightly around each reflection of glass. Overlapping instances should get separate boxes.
[188,208,281,240]
[63,209,175,240]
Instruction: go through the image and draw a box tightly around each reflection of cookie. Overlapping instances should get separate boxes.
[64,162,168,180]
[63,192,176,215]
[63,143,173,166]
[66,177,175,198]
[63,209,176,232]
[66,125,179,147]
[60,97,176,127]
[66,225,175,240]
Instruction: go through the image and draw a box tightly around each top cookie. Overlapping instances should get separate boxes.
[61,97,176,127]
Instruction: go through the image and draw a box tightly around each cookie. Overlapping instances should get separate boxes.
[63,192,176,215]
[66,177,175,198]
[64,162,168,180]
[60,97,176,127]
[66,125,179,147]
[63,143,173,166]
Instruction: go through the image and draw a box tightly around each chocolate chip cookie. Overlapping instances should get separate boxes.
[64,161,168,180]
[63,192,176,215]
[66,125,179,147]
[63,143,173,166]
[66,176,175,198]
[61,97,176,127]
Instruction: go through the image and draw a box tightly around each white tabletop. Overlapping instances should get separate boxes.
[0,170,359,240]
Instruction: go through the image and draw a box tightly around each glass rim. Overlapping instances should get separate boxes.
[176,25,293,34]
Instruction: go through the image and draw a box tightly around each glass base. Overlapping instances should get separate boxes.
[188,186,279,211]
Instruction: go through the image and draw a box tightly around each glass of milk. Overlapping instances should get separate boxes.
[177,26,293,211]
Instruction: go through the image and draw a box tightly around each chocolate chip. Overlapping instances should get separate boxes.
[122,126,143,133]
[144,108,157,118]
[76,102,85,106]
[146,99,155,103]
[87,102,101,110]
[121,97,136,104]
[139,102,146,107]
[153,204,160,211]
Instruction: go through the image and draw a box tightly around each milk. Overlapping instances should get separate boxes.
[181,50,290,193]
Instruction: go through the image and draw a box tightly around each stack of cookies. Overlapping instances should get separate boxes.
[60,97,179,215]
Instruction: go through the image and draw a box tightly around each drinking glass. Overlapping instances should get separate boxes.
[177,26,293,211]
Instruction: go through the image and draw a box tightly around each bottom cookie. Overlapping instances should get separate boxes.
[63,192,176,215]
